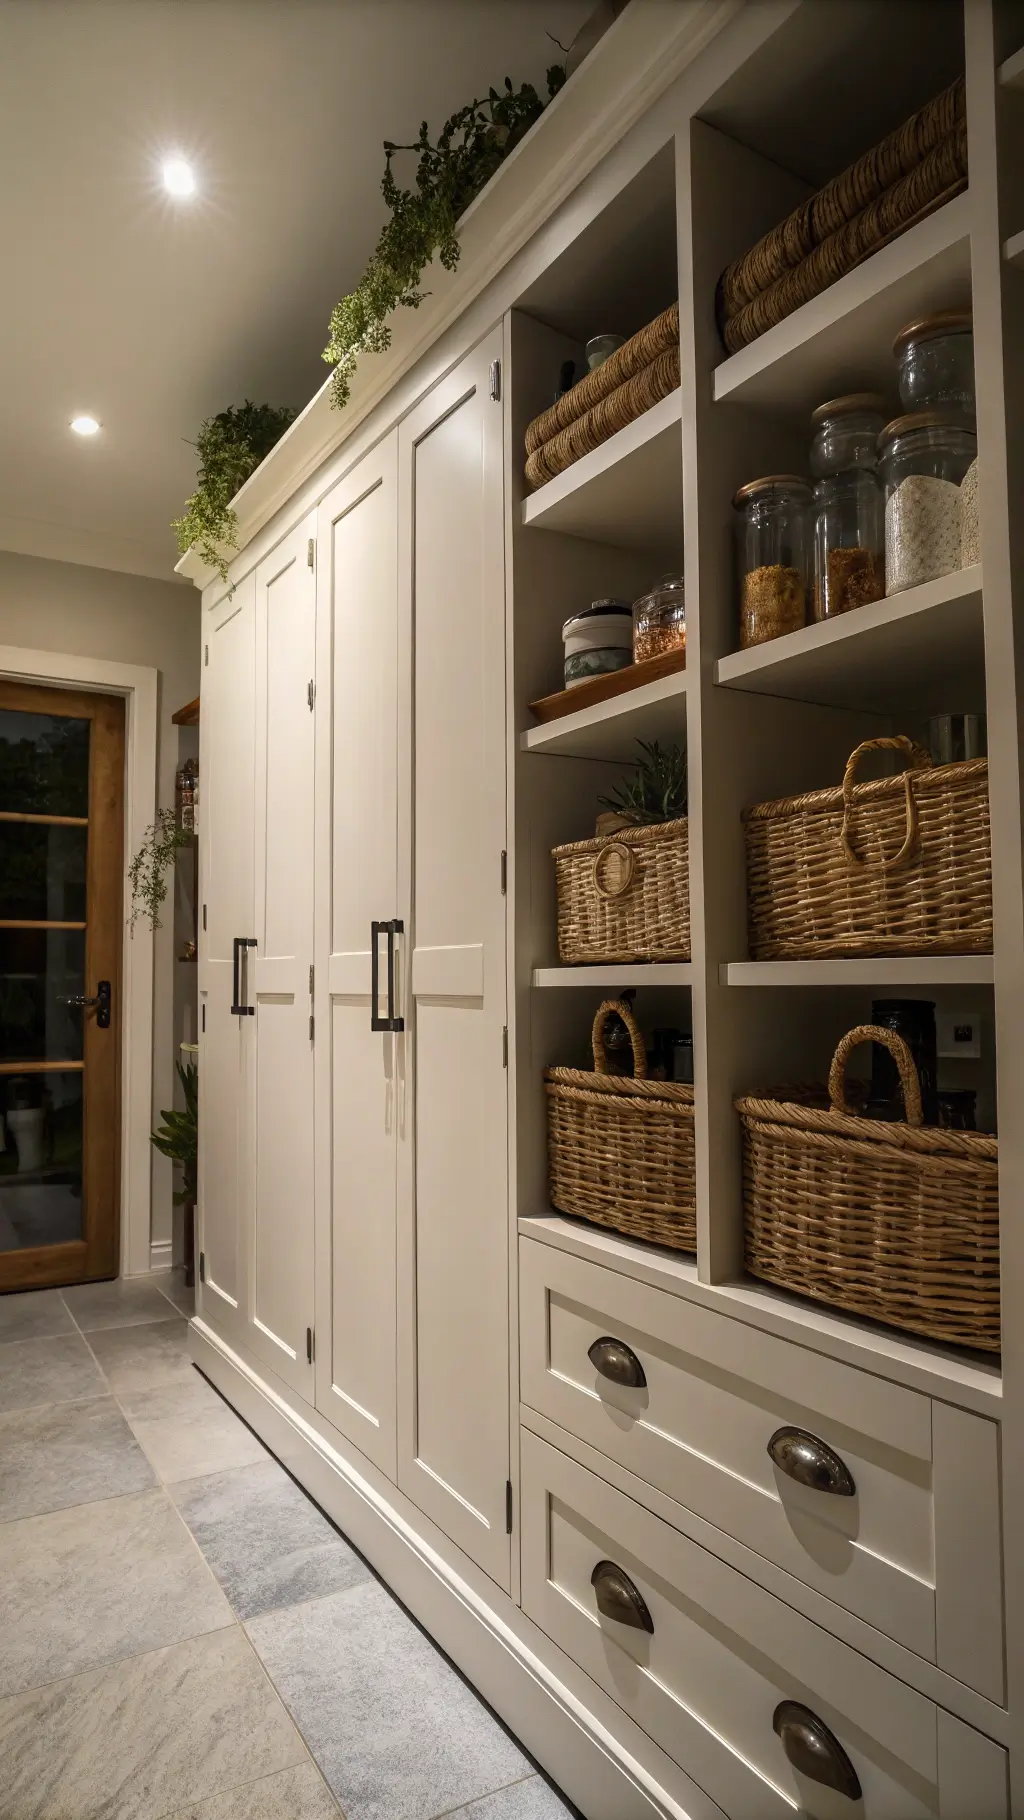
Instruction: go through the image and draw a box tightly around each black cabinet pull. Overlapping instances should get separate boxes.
[590,1560,654,1634]
[773,1701,862,1800]
[371,920,405,1032]
[231,937,257,1016]
[588,1336,647,1389]
[767,1426,855,1497]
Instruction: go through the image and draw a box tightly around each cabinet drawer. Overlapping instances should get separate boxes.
[521,1429,1007,1820]
[519,1239,1003,1700]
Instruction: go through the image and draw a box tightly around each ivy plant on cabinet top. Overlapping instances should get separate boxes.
[173,400,297,583]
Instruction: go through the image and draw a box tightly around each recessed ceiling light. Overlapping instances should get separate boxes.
[162,156,197,199]
[70,415,101,437]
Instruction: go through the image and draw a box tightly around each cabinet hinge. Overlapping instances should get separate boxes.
[199,1251,206,1284]
[309,963,314,996]
[500,850,507,895]
[489,358,501,401]
[306,1326,314,1364]
[307,537,315,570]
[307,679,315,712]
[309,1013,315,1043]
[201,1003,206,1034]
[202,903,207,931]
[505,1479,513,1533]
[502,1025,508,1068]
[204,644,209,667]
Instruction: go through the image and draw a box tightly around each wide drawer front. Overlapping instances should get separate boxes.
[519,1238,1003,1700]
[520,1429,1007,1820]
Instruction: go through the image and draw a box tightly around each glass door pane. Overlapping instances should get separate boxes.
[0,1070,83,1251]
[0,711,90,815]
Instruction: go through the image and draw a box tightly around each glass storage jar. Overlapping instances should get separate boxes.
[893,311,975,418]
[810,395,885,620]
[732,476,810,648]
[878,412,976,595]
[632,574,686,664]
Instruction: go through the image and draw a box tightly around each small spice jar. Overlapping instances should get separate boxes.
[878,413,976,595]
[732,476,810,648]
[632,574,686,664]
[810,394,885,620]
[562,600,633,688]
[893,311,975,418]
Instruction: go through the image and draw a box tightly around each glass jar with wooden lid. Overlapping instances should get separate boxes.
[878,412,976,595]
[732,475,810,648]
[632,574,686,664]
[893,311,974,418]
[810,394,885,620]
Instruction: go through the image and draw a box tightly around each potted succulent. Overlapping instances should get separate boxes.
[151,1057,198,1286]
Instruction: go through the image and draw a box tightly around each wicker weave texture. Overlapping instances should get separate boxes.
[525,346,680,490]
[554,817,690,964]
[546,1000,696,1252]
[525,303,679,456]
[744,740,991,960]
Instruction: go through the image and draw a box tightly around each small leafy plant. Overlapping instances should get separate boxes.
[151,1060,198,1206]
[128,809,194,933]
[173,401,297,581]
[600,740,688,825]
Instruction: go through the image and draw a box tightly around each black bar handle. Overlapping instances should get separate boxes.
[371,920,405,1032]
[231,937,257,1016]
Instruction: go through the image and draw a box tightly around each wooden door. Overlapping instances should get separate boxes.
[397,333,511,1585]
[314,436,400,1473]
[0,678,124,1291]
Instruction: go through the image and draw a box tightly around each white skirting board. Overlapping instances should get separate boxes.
[189,1318,723,1820]
[148,1238,173,1272]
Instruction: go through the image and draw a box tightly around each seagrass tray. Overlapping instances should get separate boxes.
[553,816,690,964]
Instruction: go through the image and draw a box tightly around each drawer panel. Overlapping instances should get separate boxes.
[519,1239,1003,1699]
[520,1429,1008,1820]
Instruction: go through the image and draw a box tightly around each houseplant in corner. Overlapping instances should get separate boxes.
[128,808,194,932]
[151,1057,198,1287]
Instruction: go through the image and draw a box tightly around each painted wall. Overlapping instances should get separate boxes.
[0,551,200,1258]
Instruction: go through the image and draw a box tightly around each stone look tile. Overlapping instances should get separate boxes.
[62,1277,178,1332]
[168,1762,340,1819]
[0,1486,234,1698]
[122,1374,267,1483]
[0,1624,306,1820]
[86,1316,193,1394]
[246,1579,530,1820]
[153,1267,196,1318]
[0,1330,105,1413]
[0,1288,74,1342]
[0,1395,154,1521]
[449,1777,577,1819]
[171,1459,369,1620]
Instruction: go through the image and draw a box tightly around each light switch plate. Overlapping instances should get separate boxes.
[937,1009,982,1059]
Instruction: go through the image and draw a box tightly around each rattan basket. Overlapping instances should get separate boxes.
[745,737,992,961]
[737,1024,999,1352]
[546,1000,696,1252]
[553,817,690,964]
[524,303,680,491]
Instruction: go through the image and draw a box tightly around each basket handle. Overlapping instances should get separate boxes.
[828,1023,924,1127]
[592,841,636,900]
[840,736,932,872]
[592,999,647,1080]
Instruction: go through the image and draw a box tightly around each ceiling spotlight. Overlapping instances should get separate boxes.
[70,415,101,437]
[162,156,197,199]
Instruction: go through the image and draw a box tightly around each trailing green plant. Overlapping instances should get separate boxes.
[173,401,297,580]
[323,66,565,410]
[600,740,688,826]
[128,808,194,933]
[151,1059,198,1205]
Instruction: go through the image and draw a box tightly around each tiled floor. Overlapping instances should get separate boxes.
[0,1272,576,1820]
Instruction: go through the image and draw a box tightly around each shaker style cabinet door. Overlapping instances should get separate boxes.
[396,332,511,1587]
[314,433,401,1477]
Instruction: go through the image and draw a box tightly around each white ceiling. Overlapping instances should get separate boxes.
[0,0,592,582]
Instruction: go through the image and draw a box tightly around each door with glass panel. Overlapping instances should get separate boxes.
[0,679,124,1291]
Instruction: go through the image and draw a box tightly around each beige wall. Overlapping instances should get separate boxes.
[0,550,200,1257]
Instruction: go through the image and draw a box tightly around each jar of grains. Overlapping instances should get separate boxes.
[632,574,686,663]
[810,394,886,619]
[733,476,811,647]
[893,311,975,418]
[878,413,976,596]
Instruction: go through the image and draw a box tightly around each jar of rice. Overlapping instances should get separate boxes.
[877,412,976,596]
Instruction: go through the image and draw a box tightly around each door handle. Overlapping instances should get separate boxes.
[231,937,257,1016]
[588,1336,647,1389]
[58,980,111,1029]
[767,1426,856,1497]
[773,1701,862,1800]
[371,920,405,1032]
[590,1560,654,1634]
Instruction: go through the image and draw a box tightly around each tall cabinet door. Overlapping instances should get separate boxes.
[198,576,256,1347]
[397,332,511,1587]
[314,434,400,1477]
[247,516,318,1399]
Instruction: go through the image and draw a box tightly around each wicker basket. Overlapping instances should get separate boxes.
[546,1000,696,1252]
[745,737,992,961]
[737,1024,999,1352]
[524,303,680,491]
[553,817,690,964]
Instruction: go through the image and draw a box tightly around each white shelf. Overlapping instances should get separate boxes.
[998,43,1024,89]
[521,387,682,553]
[1004,228,1024,269]
[522,667,687,760]
[722,957,994,987]
[713,194,972,416]
[533,963,692,988]
[715,565,983,713]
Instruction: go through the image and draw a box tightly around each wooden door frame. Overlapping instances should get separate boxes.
[0,645,158,1278]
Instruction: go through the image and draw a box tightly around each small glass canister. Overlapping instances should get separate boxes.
[878,412,976,595]
[810,394,885,620]
[732,476,810,647]
[893,311,975,418]
[632,574,686,664]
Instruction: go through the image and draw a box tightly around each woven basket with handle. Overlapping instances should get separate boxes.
[744,737,991,960]
[737,1025,999,1352]
[553,817,690,963]
[546,1000,696,1252]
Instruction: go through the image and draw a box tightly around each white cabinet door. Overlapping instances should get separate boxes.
[314,434,400,1477]
[197,577,256,1346]
[397,333,511,1587]
[247,516,317,1399]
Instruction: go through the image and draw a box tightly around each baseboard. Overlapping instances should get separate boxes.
[148,1238,173,1271]
[189,1317,722,1820]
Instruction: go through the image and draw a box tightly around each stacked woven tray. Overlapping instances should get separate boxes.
[525,303,679,490]
[717,77,967,355]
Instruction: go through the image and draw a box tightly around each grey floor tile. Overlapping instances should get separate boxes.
[448,1776,576,1819]
[0,1288,74,1342]
[87,1315,193,1394]
[63,1276,179,1332]
[153,1266,196,1318]
[247,1579,530,1820]
[0,1329,105,1413]
[0,1624,306,1820]
[167,1762,339,1819]
[0,1394,155,1521]
[122,1373,268,1483]
[170,1459,369,1621]
[0,1485,234,1698]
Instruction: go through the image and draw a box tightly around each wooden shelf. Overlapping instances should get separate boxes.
[715,565,983,714]
[533,963,692,988]
[998,43,1024,89]
[521,388,682,553]
[722,957,994,987]
[712,194,972,417]
[1004,228,1024,269]
[523,661,686,759]
[172,696,200,727]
